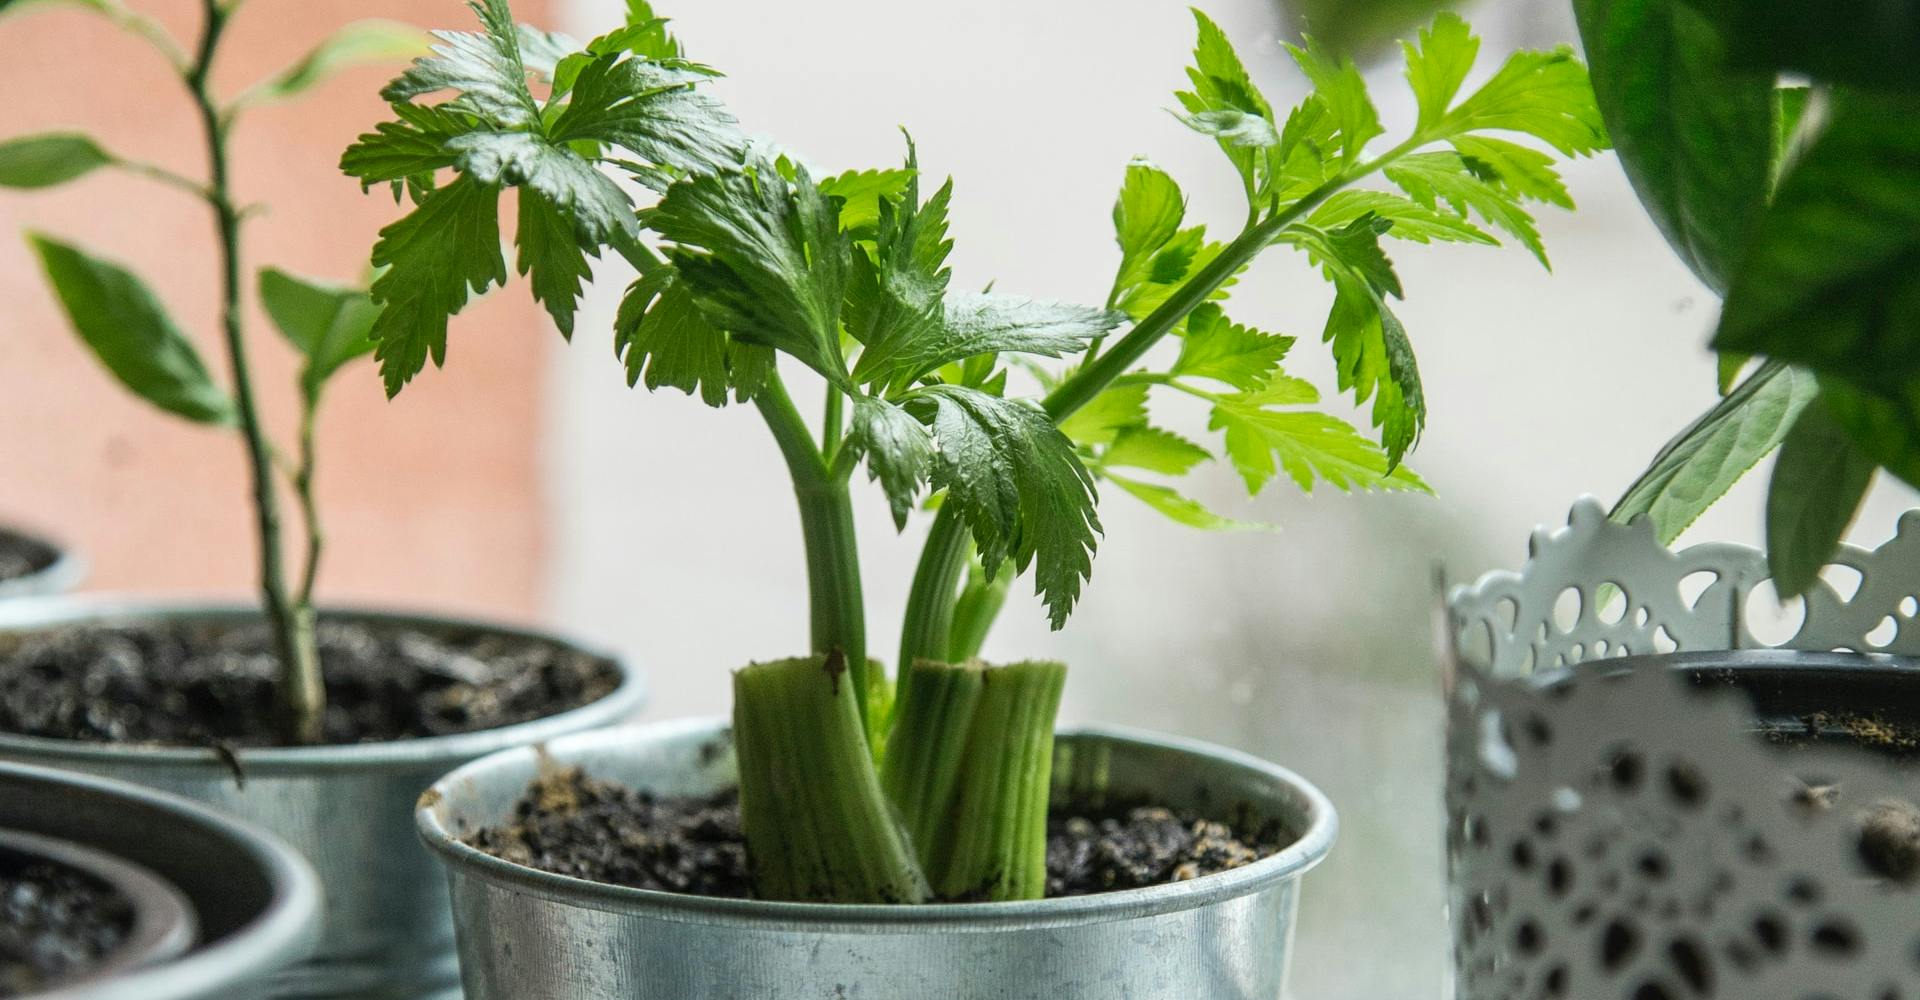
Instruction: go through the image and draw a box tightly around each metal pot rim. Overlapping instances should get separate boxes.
[2,760,320,1000]
[0,524,85,602]
[0,828,197,989]
[0,595,645,774]
[1524,648,1920,690]
[416,717,1338,931]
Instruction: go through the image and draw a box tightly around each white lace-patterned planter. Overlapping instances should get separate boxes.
[1443,498,1920,1000]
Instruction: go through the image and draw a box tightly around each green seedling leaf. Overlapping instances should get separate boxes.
[1172,304,1294,391]
[1111,160,1184,291]
[0,132,114,189]
[1210,401,1428,494]
[1107,473,1267,532]
[257,267,380,394]
[29,233,233,424]
[849,394,935,529]
[1402,11,1478,131]
[1102,425,1211,476]
[245,20,431,105]
[1058,381,1148,447]
[366,175,508,395]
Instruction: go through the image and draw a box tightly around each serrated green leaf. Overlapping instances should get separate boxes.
[1114,226,1233,321]
[1210,403,1429,495]
[821,167,916,233]
[547,54,739,176]
[515,187,597,336]
[850,394,934,529]
[1766,400,1876,599]
[1172,304,1294,391]
[383,0,540,129]
[1103,426,1211,476]
[0,132,114,189]
[1284,35,1384,166]
[843,166,951,385]
[1713,95,1920,398]
[29,233,233,424]
[1610,361,1819,544]
[257,267,380,394]
[1402,11,1479,131]
[1385,151,1548,265]
[340,103,470,187]
[448,131,634,244]
[614,265,733,405]
[1058,381,1148,447]
[1572,0,1769,293]
[246,20,430,105]
[651,156,853,386]
[1107,473,1267,532]
[366,174,508,395]
[1309,189,1497,246]
[1177,10,1277,203]
[1112,160,1184,288]
[909,384,1100,629]
[1449,135,1573,208]
[907,295,1116,377]
[1434,45,1606,156]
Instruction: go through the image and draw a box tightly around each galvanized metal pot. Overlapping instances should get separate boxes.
[0,827,198,989]
[1,760,319,1000]
[0,526,83,601]
[419,719,1338,1000]
[0,597,646,1000]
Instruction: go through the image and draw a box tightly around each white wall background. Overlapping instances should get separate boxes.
[538,1,1920,996]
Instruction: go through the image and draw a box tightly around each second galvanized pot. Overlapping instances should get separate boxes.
[419,718,1338,1000]
[0,597,646,1000]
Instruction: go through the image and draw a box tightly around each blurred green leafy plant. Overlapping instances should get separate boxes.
[0,0,425,742]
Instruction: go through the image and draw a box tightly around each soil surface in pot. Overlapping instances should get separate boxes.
[0,619,621,747]
[467,767,1288,900]
[0,851,133,998]
[0,532,53,585]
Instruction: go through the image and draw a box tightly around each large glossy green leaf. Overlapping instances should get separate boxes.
[29,233,233,424]
[1572,0,1774,293]
[1714,95,1920,397]
[1686,0,1920,92]
[0,132,113,189]
[1610,361,1818,543]
[1766,400,1877,598]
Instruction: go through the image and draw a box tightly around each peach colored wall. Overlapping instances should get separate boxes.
[0,0,550,618]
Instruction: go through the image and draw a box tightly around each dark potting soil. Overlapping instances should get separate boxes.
[0,619,621,747]
[0,532,53,585]
[0,854,133,998]
[467,767,1286,901]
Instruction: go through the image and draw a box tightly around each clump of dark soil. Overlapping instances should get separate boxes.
[468,768,1287,900]
[0,854,133,998]
[469,768,753,898]
[0,619,621,747]
[0,532,54,585]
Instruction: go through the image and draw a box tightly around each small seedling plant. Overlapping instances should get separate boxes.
[344,0,1602,903]
[1579,0,1920,593]
[0,0,423,743]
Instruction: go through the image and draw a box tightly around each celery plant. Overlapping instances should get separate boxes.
[0,0,424,743]
[344,0,1602,902]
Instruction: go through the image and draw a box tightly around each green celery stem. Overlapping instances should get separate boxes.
[930,660,1067,901]
[733,654,928,903]
[879,659,985,863]
[753,377,870,719]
